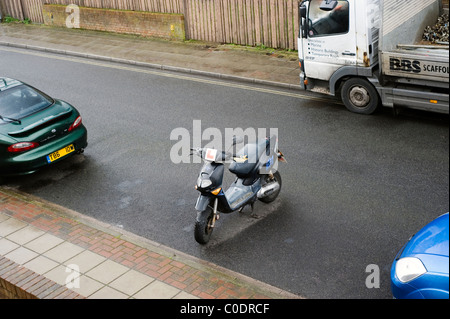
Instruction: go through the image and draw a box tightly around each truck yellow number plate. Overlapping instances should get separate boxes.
[47,144,75,163]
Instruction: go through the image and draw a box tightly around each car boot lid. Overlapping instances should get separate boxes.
[7,100,73,137]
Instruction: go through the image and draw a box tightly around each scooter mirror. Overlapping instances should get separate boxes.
[232,136,244,146]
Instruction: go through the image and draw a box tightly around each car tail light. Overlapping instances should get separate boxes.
[68,116,82,132]
[7,142,39,153]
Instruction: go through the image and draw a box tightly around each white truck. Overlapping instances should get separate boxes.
[297,0,449,114]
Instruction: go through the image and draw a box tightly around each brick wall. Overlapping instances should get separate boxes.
[42,4,185,41]
[0,257,36,299]
[0,256,83,299]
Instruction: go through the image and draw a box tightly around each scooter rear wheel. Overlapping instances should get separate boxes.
[194,207,215,245]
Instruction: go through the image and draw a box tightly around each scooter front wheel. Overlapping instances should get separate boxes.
[194,207,215,245]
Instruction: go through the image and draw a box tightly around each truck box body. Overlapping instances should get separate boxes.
[380,0,440,52]
[380,0,448,83]
[381,47,449,83]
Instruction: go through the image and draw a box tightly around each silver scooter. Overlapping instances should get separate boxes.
[190,135,285,244]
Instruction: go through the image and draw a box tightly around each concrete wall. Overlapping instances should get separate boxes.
[42,4,185,41]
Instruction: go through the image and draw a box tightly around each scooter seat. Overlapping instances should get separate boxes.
[229,138,270,177]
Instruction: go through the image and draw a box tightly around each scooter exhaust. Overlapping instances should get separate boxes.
[257,182,280,199]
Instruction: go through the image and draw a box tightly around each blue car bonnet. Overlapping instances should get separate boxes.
[401,213,449,258]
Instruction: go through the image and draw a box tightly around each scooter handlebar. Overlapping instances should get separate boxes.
[190,148,202,157]
[190,148,234,162]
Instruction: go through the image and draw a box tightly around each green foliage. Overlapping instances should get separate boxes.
[3,15,20,23]
[2,15,31,24]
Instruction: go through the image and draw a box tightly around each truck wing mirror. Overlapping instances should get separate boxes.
[299,6,307,19]
[319,0,338,11]
[299,4,308,38]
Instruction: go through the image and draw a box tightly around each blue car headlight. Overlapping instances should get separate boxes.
[395,257,427,283]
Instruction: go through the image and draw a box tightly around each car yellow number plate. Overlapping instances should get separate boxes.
[47,144,75,163]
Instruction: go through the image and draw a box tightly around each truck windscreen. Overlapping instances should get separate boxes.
[308,0,349,37]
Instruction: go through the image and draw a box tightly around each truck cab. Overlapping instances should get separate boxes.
[298,0,449,115]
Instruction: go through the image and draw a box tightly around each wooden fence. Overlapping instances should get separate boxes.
[1,0,300,50]
[186,0,299,49]
[1,0,45,23]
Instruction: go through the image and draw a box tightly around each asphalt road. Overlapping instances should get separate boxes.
[1,47,449,299]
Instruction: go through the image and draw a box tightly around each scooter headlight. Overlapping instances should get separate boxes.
[201,180,212,188]
[197,177,212,189]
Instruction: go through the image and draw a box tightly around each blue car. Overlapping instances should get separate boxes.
[391,213,449,299]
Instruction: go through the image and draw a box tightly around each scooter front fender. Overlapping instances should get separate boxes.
[195,195,211,212]
[196,209,213,224]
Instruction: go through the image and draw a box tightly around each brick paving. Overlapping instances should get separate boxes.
[0,187,300,299]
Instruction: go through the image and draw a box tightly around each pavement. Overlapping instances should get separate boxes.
[0,23,301,90]
[0,23,302,300]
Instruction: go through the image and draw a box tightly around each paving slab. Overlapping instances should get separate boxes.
[5,247,38,265]
[5,225,45,246]
[85,259,130,285]
[133,280,181,299]
[0,218,27,237]
[0,238,19,255]
[23,233,65,254]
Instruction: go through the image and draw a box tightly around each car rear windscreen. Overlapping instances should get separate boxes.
[0,84,53,124]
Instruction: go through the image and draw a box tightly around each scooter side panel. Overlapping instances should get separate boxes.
[225,179,261,211]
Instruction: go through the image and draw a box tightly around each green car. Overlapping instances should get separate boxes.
[0,77,87,176]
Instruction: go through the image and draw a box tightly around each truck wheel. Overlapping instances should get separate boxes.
[341,78,379,115]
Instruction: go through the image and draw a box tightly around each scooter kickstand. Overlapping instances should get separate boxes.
[239,202,253,214]
[249,202,261,219]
